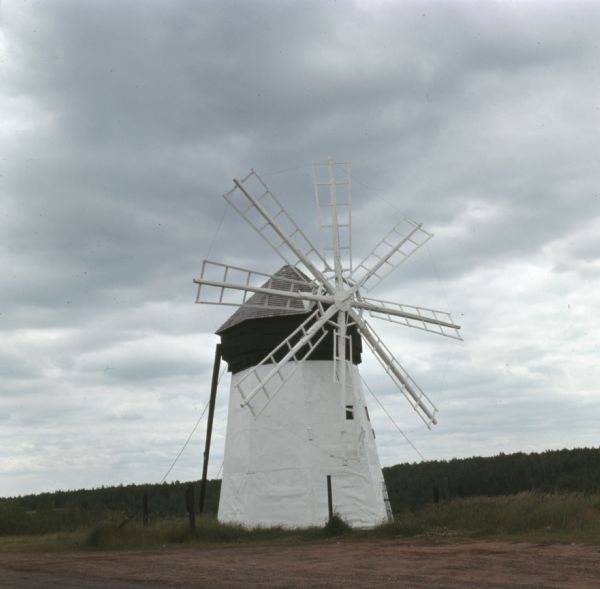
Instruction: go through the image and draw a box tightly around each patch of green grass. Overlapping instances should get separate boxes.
[377,492,600,544]
[0,530,86,553]
[82,513,356,550]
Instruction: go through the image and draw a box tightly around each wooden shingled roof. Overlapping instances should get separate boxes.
[215,265,316,334]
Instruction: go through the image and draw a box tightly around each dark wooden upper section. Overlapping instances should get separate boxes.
[218,311,362,374]
[216,266,362,374]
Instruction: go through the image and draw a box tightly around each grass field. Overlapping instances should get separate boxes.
[2,492,599,552]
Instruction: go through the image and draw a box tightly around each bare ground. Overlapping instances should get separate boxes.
[1,539,600,589]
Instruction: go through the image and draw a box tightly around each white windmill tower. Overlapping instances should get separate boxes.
[194,159,461,528]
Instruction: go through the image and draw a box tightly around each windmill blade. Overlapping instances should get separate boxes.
[350,310,438,428]
[224,170,335,293]
[332,310,354,386]
[312,159,352,281]
[237,304,339,417]
[351,217,433,293]
[194,260,332,310]
[355,296,462,340]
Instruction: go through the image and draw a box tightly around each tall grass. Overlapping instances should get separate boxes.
[84,514,353,550]
[382,491,600,543]
[84,493,600,549]
[4,492,600,552]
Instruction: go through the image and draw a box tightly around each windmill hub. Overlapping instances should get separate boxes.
[334,290,353,311]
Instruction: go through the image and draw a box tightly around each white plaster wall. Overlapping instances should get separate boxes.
[218,361,390,528]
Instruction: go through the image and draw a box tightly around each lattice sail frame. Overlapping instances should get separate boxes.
[194,160,462,427]
[312,159,353,279]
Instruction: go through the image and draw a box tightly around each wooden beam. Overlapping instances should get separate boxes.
[199,343,222,515]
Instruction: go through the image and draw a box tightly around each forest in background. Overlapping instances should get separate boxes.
[384,446,600,511]
[2,446,600,535]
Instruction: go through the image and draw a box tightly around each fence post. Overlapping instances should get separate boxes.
[326,475,333,524]
[142,492,149,527]
[186,484,196,533]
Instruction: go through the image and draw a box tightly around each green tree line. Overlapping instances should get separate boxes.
[0,479,220,536]
[2,446,600,535]
[383,446,600,513]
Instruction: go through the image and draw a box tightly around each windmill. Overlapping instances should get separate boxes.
[194,159,461,528]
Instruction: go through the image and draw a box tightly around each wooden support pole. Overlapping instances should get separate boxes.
[327,475,333,524]
[199,343,222,515]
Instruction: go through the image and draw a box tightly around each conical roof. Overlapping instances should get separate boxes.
[215,265,315,334]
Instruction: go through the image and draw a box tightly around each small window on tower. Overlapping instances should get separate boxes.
[364,406,370,421]
[345,405,354,420]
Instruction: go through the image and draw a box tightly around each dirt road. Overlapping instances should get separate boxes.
[1,539,599,588]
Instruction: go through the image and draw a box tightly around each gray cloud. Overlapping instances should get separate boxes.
[2,0,600,496]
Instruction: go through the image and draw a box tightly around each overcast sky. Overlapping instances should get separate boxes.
[2,0,600,498]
